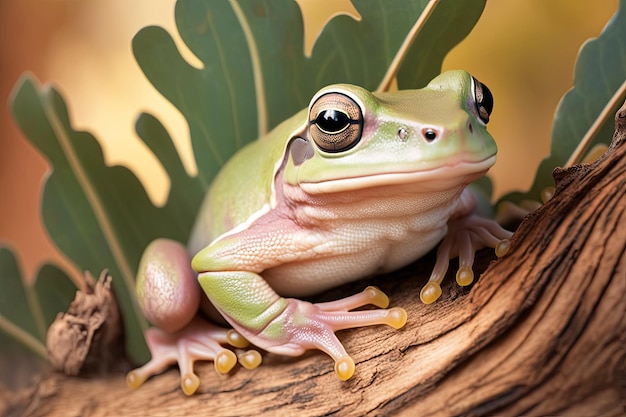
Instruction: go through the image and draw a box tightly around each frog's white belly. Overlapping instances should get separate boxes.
[264,185,464,297]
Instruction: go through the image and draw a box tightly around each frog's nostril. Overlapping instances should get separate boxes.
[467,120,474,134]
[397,127,408,141]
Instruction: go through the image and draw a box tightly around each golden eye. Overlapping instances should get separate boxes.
[309,92,363,152]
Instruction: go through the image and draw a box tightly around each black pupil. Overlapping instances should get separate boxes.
[315,109,350,133]
[424,130,437,141]
[478,82,494,116]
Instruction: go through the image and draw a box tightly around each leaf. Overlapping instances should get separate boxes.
[0,246,42,356]
[10,76,204,362]
[34,263,81,330]
[294,0,362,58]
[396,0,486,89]
[0,246,76,359]
[502,1,626,204]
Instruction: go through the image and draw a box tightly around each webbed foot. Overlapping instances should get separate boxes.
[126,316,261,395]
[420,214,513,304]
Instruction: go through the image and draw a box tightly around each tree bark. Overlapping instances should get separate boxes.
[5,103,626,417]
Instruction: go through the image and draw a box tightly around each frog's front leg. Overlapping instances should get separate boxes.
[198,270,407,380]
[126,239,261,395]
[420,189,513,304]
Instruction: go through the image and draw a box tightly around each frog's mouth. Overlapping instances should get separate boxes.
[298,155,496,194]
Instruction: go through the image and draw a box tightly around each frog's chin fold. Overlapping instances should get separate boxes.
[298,154,496,194]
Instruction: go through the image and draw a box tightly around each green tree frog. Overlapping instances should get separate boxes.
[126,70,512,395]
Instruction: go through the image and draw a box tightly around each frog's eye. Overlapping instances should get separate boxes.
[472,76,493,124]
[309,92,363,153]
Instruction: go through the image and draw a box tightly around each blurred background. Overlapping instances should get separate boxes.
[0,0,619,286]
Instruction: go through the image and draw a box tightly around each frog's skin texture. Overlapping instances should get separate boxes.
[126,70,512,395]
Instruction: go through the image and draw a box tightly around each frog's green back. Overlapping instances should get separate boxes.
[188,109,307,254]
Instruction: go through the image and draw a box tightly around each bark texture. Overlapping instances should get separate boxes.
[4,104,626,417]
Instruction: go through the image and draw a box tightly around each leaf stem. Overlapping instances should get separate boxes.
[0,315,47,360]
[229,0,268,136]
[565,79,626,167]
[376,0,441,93]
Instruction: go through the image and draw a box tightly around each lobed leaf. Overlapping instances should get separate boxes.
[0,246,76,360]
[396,0,486,89]
[10,76,203,361]
[0,247,41,351]
[503,1,626,204]
[34,263,81,330]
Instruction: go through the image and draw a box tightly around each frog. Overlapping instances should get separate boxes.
[125,70,512,396]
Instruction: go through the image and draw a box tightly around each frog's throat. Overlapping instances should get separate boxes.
[298,155,496,194]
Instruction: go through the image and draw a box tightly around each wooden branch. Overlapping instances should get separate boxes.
[6,104,626,417]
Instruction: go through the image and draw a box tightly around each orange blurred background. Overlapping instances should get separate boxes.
[0,0,619,284]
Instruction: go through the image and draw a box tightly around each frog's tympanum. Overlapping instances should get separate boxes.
[126,70,512,395]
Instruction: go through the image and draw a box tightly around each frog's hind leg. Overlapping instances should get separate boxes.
[273,289,407,381]
[127,238,261,395]
[200,271,407,382]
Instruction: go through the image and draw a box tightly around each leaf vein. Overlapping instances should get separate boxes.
[229,0,268,137]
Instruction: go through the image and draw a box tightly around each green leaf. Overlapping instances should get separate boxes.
[0,247,41,350]
[397,0,486,89]
[10,76,203,361]
[34,263,80,329]
[0,246,76,360]
[503,1,626,204]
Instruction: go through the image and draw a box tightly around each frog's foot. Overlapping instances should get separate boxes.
[251,286,407,381]
[126,316,262,395]
[420,214,513,304]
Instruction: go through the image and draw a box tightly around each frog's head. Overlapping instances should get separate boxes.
[283,70,497,194]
